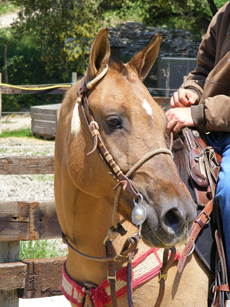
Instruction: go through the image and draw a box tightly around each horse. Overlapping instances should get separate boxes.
[54,28,210,307]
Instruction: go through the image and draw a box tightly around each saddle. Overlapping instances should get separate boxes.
[182,128,221,205]
[173,127,230,307]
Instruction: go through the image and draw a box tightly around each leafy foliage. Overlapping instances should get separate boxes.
[12,0,101,80]
[99,0,226,34]
[0,0,18,15]
[0,0,102,111]
[0,0,227,112]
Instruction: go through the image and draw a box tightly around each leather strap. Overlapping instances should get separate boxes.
[213,284,230,293]
[177,200,213,273]
[127,252,136,307]
[106,240,118,307]
[215,230,229,287]
[211,230,230,307]
[155,248,177,307]
[80,92,139,199]
[106,237,138,307]
[182,128,220,207]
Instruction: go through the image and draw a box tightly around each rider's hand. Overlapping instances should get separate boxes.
[170,89,199,108]
[166,107,194,135]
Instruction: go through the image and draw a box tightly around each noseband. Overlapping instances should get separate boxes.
[63,65,176,307]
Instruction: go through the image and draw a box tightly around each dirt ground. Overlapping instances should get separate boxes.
[0,11,19,28]
[19,296,69,307]
[0,114,55,145]
[1,114,31,131]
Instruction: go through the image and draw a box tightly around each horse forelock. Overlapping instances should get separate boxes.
[108,57,124,73]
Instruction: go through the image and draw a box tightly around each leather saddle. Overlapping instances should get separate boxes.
[173,127,230,307]
[181,127,221,207]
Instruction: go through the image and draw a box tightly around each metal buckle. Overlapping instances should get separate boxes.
[158,268,168,283]
[187,243,195,256]
[200,211,211,224]
[107,271,116,282]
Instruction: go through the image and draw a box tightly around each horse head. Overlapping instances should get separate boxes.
[55,28,196,255]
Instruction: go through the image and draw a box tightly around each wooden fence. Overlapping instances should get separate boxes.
[0,154,65,307]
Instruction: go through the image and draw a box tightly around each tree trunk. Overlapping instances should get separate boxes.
[207,0,218,16]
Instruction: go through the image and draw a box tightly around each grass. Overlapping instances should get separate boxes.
[0,127,34,138]
[20,239,67,260]
[0,1,19,16]
[37,174,54,182]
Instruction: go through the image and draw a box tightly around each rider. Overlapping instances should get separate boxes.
[166,1,230,280]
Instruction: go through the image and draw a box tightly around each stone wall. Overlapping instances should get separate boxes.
[108,22,201,94]
[108,22,201,59]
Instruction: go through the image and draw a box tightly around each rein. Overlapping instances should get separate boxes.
[63,66,176,307]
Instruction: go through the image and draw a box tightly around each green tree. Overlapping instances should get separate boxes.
[99,0,226,35]
[12,0,101,81]
[138,0,226,33]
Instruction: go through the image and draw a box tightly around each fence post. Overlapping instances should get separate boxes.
[72,72,77,84]
[165,63,170,97]
[0,73,2,135]
[0,241,20,307]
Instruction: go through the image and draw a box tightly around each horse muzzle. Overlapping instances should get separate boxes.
[141,199,197,248]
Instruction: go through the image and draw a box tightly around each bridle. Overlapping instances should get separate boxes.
[62,65,176,307]
[77,65,173,229]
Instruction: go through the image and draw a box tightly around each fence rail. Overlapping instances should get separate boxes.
[0,155,65,306]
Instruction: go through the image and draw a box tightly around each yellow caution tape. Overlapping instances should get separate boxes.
[0,83,72,91]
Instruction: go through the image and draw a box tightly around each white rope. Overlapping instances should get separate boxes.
[86,65,108,89]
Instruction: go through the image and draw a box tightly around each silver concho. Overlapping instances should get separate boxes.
[131,194,147,226]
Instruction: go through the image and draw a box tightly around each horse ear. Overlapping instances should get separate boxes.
[128,34,162,81]
[85,28,110,84]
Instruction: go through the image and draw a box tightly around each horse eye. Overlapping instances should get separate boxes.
[106,116,122,129]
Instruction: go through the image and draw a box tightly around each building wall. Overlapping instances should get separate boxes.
[108,22,201,95]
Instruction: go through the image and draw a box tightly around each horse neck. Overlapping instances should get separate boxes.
[65,188,147,285]
[68,188,139,253]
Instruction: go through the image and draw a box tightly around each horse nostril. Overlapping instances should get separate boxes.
[161,207,185,235]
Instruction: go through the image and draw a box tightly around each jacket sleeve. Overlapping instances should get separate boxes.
[181,14,217,99]
[192,95,230,132]
[180,3,230,132]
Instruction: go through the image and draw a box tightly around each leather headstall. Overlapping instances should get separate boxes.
[77,80,139,200]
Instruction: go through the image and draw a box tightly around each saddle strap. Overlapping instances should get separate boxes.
[211,214,230,307]
[177,200,213,273]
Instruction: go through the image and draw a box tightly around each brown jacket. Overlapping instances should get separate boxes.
[181,1,230,132]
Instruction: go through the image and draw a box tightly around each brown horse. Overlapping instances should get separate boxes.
[54,28,210,307]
